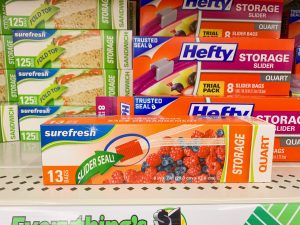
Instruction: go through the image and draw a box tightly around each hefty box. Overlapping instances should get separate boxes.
[13,30,132,69]
[96,96,300,162]
[133,37,294,96]
[0,35,14,69]
[0,103,19,142]
[16,69,132,106]
[0,70,17,102]
[282,0,300,40]
[18,105,95,142]
[41,116,275,185]
[140,0,283,38]
[0,0,127,34]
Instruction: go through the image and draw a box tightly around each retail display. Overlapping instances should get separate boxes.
[0,0,128,34]
[13,29,132,69]
[41,115,275,185]
[96,96,300,162]
[18,105,95,142]
[133,36,294,96]
[140,0,283,38]
[16,68,132,106]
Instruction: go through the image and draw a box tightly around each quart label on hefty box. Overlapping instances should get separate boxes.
[16,68,132,106]
[41,116,275,185]
[18,105,96,142]
[0,0,127,34]
[140,0,283,38]
[13,30,132,69]
[96,96,300,162]
[133,37,294,96]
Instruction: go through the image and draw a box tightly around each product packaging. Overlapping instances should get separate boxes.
[0,0,128,34]
[0,35,14,69]
[133,36,294,96]
[140,0,283,38]
[282,0,300,40]
[0,70,17,102]
[18,105,95,142]
[13,30,132,69]
[16,69,132,106]
[96,96,300,162]
[0,103,19,142]
[41,115,275,185]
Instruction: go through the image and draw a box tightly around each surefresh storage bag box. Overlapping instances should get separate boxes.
[16,69,132,106]
[0,103,19,142]
[0,0,127,34]
[96,96,300,162]
[0,35,14,69]
[140,0,283,38]
[133,36,294,96]
[13,30,132,69]
[41,116,275,185]
[18,105,95,142]
[0,70,17,102]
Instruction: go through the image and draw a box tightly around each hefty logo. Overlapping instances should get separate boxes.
[182,0,233,11]
[121,103,130,115]
[179,43,238,62]
[189,103,254,116]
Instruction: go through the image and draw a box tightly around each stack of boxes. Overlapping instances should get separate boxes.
[0,0,133,141]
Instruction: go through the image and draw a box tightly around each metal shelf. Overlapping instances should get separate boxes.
[0,142,299,206]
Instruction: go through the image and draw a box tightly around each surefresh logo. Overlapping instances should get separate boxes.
[44,128,96,138]
[121,103,130,115]
[189,103,254,116]
[17,70,49,77]
[14,30,47,38]
[182,0,233,10]
[179,43,238,62]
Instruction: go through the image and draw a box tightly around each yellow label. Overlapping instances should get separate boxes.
[197,81,224,96]
[199,29,223,37]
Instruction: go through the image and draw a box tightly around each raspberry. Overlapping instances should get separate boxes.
[207,162,222,175]
[187,165,201,177]
[135,172,152,184]
[216,146,226,161]
[183,155,199,168]
[184,148,196,156]
[112,170,124,179]
[124,169,138,184]
[145,167,157,179]
[216,169,223,181]
[158,146,171,156]
[197,146,210,158]
[109,176,125,184]
[191,130,205,138]
[170,147,184,160]
[206,154,217,166]
[204,129,216,138]
[146,153,161,167]
[154,171,168,183]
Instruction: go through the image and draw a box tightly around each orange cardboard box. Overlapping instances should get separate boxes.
[133,37,294,96]
[96,96,300,162]
[41,116,275,185]
[140,0,283,38]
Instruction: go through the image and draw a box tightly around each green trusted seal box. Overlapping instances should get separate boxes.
[0,0,128,34]
[13,29,132,70]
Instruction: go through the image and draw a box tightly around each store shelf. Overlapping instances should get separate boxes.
[0,142,299,206]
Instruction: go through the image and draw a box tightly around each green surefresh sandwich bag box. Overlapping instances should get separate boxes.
[0,0,127,34]
[13,29,132,69]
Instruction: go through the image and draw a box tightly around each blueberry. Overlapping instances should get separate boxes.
[164,165,173,172]
[191,146,199,153]
[217,158,223,163]
[167,158,174,165]
[188,72,196,86]
[157,165,164,171]
[202,165,208,173]
[186,177,193,183]
[189,20,198,33]
[162,159,169,167]
[175,30,187,36]
[199,158,205,163]
[141,162,149,172]
[175,176,182,183]
[177,160,183,166]
[161,155,170,160]
[171,83,184,93]
[165,173,175,181]
[216,129,225,137]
